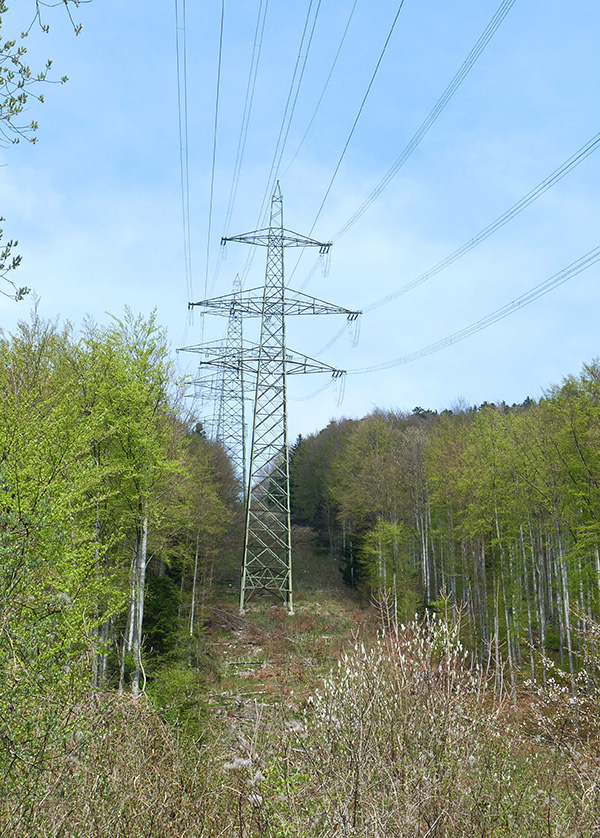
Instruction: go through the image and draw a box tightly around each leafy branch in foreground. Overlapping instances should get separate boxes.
[0,0,89,146]
[1,1,90,300]
[0,221,27,299]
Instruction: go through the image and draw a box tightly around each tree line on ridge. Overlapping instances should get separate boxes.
[290,369,600,683]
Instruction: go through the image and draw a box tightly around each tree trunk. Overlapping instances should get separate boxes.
[131,514,149,698]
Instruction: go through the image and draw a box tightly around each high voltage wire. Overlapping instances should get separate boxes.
[205,0,226,299]
[258,0,323,221]
[303,131,600,361]
[210,0,270,294]
[294,0,516,290]
[333,0,517,243]
[221,1,270,239]
[304,0,407,240]
[236,0,325,288]
[301,130,600,363]
[362,131,600,313]
[281,0,360,179]
[174,0,193,305]
[212,0,349,292]
[289,377,336,401]
[269,0,324,191]
[347,245,600,374]
[289,0,407,289]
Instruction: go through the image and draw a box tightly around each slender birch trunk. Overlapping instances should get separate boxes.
[189,526,201,637]
[131,514,149,698]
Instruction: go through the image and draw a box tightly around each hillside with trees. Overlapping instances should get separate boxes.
[291,368,600,687]
[0,309,243,823]
[2,311,600,835]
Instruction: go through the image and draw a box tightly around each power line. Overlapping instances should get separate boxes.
[270,0,324,188]
[362,131,600,313]
[281,0,360,179]
[210,0,271,296]
[221,0,270,239]
[333,0,517,242]
[302,0,407,240]
[289,377,336,402]
[174,0,193,304]
[299,126,600,364]
[236,0,325,289]
[347,245,600,374]
[255,0,323,226]
[293,0,516,290]
[205,0,226,298]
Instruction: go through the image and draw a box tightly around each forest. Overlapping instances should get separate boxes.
[290,368,600,686]
[2,309,600,835]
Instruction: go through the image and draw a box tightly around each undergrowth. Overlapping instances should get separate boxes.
[2,607,600,836]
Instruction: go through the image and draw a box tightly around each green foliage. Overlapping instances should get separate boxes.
[0,314,112,811]
[1,1,89,300]
[144,573,181,660]
[0,306,239,810]
[291,366,600,674]
[360,518,417,620]
[146,661,209,739]
[0,221,27,299]
[0,0,85,146]
[290,419,356,542]
[146,632,218,738]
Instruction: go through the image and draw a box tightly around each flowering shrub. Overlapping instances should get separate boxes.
[215,614,597,836]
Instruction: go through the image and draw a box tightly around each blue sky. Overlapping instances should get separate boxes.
[1,0,600,438]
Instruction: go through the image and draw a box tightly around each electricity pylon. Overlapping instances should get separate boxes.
[185,368,221,439]
[186,184,360,613]
[213,275,247,492]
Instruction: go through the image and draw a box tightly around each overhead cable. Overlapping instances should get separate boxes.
[363,131,600,313]
[256,0,323,226]
[347,244,600,374]
[175,0,193,304]
[281,0,360,178]
[211,0,270,293]
[304,129,600,360]
[238,0,324,287]
[303,0,406,239]
[289,377,336,401]
[289,0,406,289]
[294,0,516,291]
[220,0,270,240]
[333,0,517,242]
[205,0,226,298]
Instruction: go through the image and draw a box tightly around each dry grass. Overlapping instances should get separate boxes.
[207,612,600,837]
[3,602,600,837]
[0,692,211,837]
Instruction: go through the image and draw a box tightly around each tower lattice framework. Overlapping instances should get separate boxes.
[183,184,360,613]
[213,275,247,493]
[226,185,332,613]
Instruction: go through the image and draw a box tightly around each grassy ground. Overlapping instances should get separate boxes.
[204,536,370,714]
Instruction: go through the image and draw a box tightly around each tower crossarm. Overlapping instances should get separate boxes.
[189,287,361,320]
[183,341,346,378]
[283,290,360,319]
[283,347,346,377]
[188,289,263,316]
[177,338,240,355]
[222,228,331,254]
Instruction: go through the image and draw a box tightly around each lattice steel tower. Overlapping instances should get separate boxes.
[213,275,247,493]
[185,184,359,613]
[227,185,322,612]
